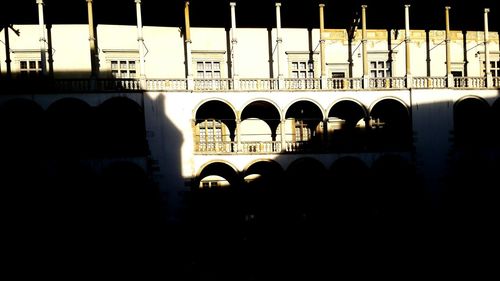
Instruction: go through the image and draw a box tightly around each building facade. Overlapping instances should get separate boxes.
[1,2,499,225]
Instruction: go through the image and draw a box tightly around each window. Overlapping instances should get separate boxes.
[294,120,311,142]
[291,61,314,79]
[197,120,226,152]
[331,72,346,78]
[369,60,391,78]
[483,60,500,76]
[19,60,41,78]
[196,61,221,79]
[111,60,137,78]
[102,49,140,79]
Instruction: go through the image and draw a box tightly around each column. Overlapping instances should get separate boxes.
[361,5,369,88]
[319,4,327,89]
[445,6,453,87]
[484,8,492,87]
[280,119,286,152]
[230,2,240,89]
[36,0,47,76]
[184,1,194,90]
[87,0,98,80]
[276,2,284,89]
[135,0,146,88]
[405,4,412,88]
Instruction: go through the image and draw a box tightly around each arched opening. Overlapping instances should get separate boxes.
[195,100,236,153]
[241,101,281,152]
[96,97,147,157]
[454,97,492,149]
[328,100,369,152]
[46,98,93,158]
[370,99,412,151]
[285,101,324,152]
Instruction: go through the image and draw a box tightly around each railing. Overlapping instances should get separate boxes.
[239,78,278,91]
[195,141,282,154]
[4,76,498,94]
[284,78,321,90]
[412,77,447,88]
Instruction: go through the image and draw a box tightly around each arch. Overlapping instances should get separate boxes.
[96,97,147,157]
[194,99,237,123]
[240,98,283,120]
[454,96,492,148]
[45,98,93,157]
[285,157,327,191]
[0,98,45,158]
[241,100,282,140]
[284,100,325,151]
[369,98,412,151]
[244,159,284,177]
[328,100,370,152]
[196,161,240,189]
[328,98,368,122]
[284,98,325,120]
[194,100,237,142]
[368,96,410,114]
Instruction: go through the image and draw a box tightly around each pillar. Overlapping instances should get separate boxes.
[184,1,194,90]
[484,8,492,87]
[36,0,47,76]
[86,0,98,80]
[445,6,453,87]
[230,2,240,89]
[319,4,327,89]
[405,4,412,88]
[276,2,284,89]
[361,5,369,88]
[135,0,146,88]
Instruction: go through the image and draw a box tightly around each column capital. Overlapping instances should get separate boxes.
[276,2,281,7]
[230,2,236,7]
[135,0,141,4]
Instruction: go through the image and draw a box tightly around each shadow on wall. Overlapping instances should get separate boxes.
[0,77,184,277]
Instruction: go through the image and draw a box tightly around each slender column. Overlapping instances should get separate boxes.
[280,119,286,152]
[135,0,146,88]
[361,5,368,88]
[184,1,194,90]
[87,0,98,79]
[4,26,12,78]
[276,2,284,89]
[36,0,47,75]
[405,4,412,88]
[230,2,239,89]
[319,4,327,89]
[484,8,492,87]
[445,6,453,86]
[236,118,241,152]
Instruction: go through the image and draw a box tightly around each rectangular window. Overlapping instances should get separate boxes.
[110,60,137,78]
[19,60,41,78]
[291,61,314,79]
[196,61,222,79]
[369,60,391,78]
[483,60,500,76]
[198,120,224,152]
